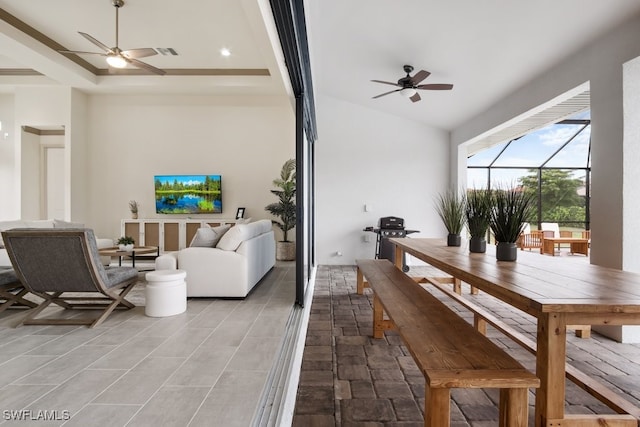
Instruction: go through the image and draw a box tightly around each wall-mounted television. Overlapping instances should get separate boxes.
[154,175,222,214]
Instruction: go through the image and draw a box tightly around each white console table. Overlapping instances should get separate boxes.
[121,218,239,253]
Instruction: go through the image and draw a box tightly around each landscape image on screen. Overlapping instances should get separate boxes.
[155,175,222,214]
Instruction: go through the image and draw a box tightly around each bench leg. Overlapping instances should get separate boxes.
[453,278,462,295]
[425,387,450,427]
[357,267,365,295]
[373,294,385,339]
[474,313,487,335]
[499,388,529,427]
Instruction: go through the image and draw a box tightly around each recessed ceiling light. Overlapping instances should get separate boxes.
[220,48,231,57]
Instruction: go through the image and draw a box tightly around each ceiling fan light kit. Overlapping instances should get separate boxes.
[58,0,166,75]
[372,64,453,103]
[106,54,127,68]
[400,88,417,98]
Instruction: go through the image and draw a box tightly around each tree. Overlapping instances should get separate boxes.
[519,169,585,225]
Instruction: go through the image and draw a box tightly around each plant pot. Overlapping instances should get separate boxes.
[118,244,134,251]
[496,242,518,261]
[131,212,138,219]
[447,233,461,247]
[469,237,486,253]
[276,241,296,261]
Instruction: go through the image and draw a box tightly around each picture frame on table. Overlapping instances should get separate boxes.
[236,207,245,219]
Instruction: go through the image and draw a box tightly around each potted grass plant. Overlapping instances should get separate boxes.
[265,159,296,261]
[465,188,492,253]
[434,189,466,246]
[489,185,534,261]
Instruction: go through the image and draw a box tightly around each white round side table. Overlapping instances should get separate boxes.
[144,269,187,317]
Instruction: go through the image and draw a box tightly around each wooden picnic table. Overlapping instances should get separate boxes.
[390,237,640,427]
[541,236,589,256]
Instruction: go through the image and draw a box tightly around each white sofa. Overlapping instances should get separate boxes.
[155,219,276,297]
[0,219,114,268]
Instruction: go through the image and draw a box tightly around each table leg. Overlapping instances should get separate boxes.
[535,313,567,427]
[131,251,136,268]
[394,245,403,270]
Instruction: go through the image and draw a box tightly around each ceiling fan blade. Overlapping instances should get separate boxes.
[416,83,454,90]
[410,70,430,85]
[409,92,421,103]
[371,79,401,87]
[122,48,158,59]
[372,89,401,99]
[127,57,166,75]
[78,32,113,54]
[59,50,107,56]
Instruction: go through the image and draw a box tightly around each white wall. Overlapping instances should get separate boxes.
[0,95,17,220]
[2,91,295,241]
[14,86,71,222]
[86,94,295,240]
[315,95,450,265]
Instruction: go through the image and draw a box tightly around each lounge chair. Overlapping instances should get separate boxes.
[1,228,138,328]
[0,269,38,313]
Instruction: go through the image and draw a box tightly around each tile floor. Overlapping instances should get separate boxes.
[293,262,640,426]
[0,264,296,426]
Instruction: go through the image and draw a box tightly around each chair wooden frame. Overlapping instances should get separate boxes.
[0,270,38,314]
[518,230,544,251]
[2,228,138,328]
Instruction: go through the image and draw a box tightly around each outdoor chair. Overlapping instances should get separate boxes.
[1,228,138,328]
[0,268,38,314]
[518,230,544,251]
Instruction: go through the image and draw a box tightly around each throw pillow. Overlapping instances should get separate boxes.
[189,224,231,247]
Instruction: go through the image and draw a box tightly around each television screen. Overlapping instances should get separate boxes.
[154,175,222,214]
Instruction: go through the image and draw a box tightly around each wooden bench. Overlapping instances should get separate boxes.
[356,259,540,427]
[423,276,640,422]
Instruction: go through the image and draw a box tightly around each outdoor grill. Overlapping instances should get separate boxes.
[364,216,419,272]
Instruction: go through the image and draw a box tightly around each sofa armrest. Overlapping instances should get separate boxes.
[156,252,178,270]
[96,238,114,266]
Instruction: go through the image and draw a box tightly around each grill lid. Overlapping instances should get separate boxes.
[378,216,404,229]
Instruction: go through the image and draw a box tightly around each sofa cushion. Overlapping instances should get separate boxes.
[189,224,231,247]
[216,219,272,251]
[53,219,85,228]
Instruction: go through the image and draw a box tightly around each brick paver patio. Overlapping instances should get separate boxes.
[293,264,640,426]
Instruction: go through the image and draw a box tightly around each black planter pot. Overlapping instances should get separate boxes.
[469,237,486,253]
[496,242,518,261]
[447,233,461,247]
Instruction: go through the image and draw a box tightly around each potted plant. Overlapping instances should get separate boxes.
[489,185,534,261]
[129,200,139,219]
[117,236,135,251]
[265,159,296,261]
[434,189,466,246]
[465,188,492,253]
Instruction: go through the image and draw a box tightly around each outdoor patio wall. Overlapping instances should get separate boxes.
[451,12,640,271]
[315,94,449,265]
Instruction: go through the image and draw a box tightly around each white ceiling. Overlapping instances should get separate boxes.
[305,0,640,131]
[0,0,291,96]
[2,1,640,132]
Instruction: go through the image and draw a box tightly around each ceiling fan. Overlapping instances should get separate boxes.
[59,0,166,75]
[371,65,453,103]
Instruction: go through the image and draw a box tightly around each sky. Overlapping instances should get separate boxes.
[467,110,590,189]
